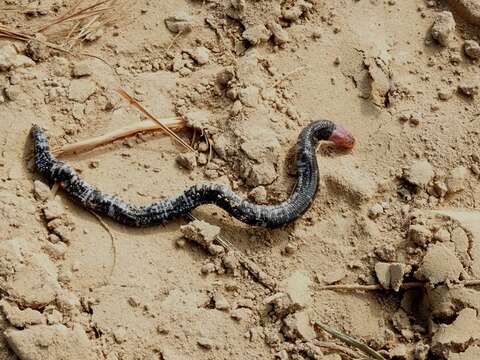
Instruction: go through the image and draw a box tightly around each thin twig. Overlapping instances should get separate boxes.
[318,280,480,292]
[52,117,184,157]
[314,322,386,360]
[313,340,362,359]
[166,29,185,51]
[89,210,117,278]
[49,182,60,199]
[273,66,307,87]
[0,24,115,72]
[116,88,195,152]
[36,0,113,32]
[205,131,213,164]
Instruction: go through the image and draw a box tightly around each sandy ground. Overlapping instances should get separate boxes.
[0,0,480,359]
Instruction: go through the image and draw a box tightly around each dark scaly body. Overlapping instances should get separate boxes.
[31,120,350,228]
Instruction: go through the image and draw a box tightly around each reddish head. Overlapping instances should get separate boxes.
[329,124,355,149]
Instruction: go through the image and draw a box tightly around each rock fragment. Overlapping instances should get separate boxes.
[112,327,127,344]
[431,11,456,46]
[0,44,35,71]
[322,269,346,285]
[43,199,66,221]
[176,153,197,170]
[68,79,96,102]
[0,300,44,328]
[247,162,277,186]
[184,110,211,130]
[438,88,454,101]
[230,308,252,321]
[368,203,384,219]
[189,47,210,65]
[324,165,377,205]
[432,308,480,353]
[249,186,267,204]
[25,34,50,61]
[415,242,463,285]
[180,219,221,255]
[464,40,480,59]
[375,262,406,291]
[429,285,480,318]
[238,86,260,107]
[213,293,230,311]
[165,12,193,33]
[42,242,67,260]
[33,180,51,202]
[458,81,479,97]
[72,60,92,77]
[278,271,312,312]
[5,324,95,360]
[282,311,315,341]
[197,337,214,350]
[267,22,289,45]
[242,25,271,45]
[446,166,468,193]
[408,224,432,246]
[282,1,312,21]
[448,0,480,25]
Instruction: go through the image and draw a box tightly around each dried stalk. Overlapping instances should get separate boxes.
[312,340,362,359]
[37,0,114,33]
[0,24,114,70]
[116,88,195,152]
[319,279,480,292]
[52,117,185,157]
[314,322,386,360]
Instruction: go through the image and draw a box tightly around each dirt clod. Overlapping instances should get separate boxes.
[5,324,95,360]
[464,40,480,59]
[415,242,463,285]
[431,11,456,46]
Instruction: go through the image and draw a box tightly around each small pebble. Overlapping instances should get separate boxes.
[176,153,197,170]
[368,203,384,219]
[458,82,479,97]
[113,327,127,344]
[213,293,230,310]
[197,337,214,350]
[190,47,210,65]
[127,296,141,307]
[72,60,92,77]
[446,166,468,193]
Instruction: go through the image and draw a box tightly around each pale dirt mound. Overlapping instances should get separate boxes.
[0,0,480,359]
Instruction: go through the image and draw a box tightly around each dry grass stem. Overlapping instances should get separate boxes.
[52,117,185,157]
[116,88,195,152]
[0,24,114,71]
[313,340,362,359]
[89,211,117,279]
[1,0,125,61]
[273,66,307,87]
[319,280,480,292]
[36,0,125,49]
[314,322,386,360]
